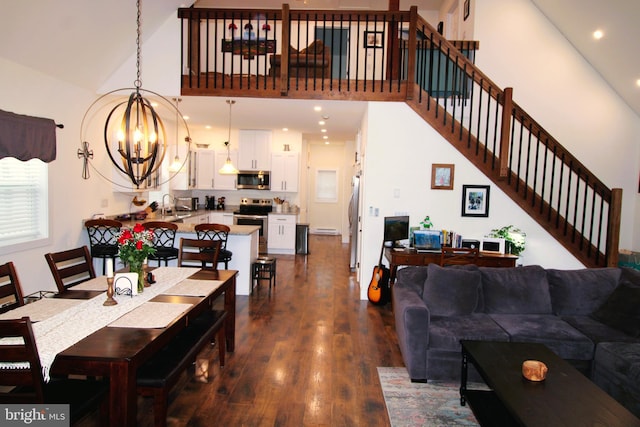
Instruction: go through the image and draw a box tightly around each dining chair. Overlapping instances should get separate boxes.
[178,238,221,269]
[0,262,25,313]
[85,218,122,275]
[143,221,179,267]
[439,247,479,267]
[44,246,96,293]
[194,223,233,269]
[0,317,108,423]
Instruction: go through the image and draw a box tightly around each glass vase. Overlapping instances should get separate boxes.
[128,260,145,294]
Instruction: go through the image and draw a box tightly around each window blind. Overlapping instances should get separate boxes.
[0,157,48,247]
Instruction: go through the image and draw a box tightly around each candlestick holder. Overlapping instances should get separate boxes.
[143,261,150,287]
[104,277,118,306]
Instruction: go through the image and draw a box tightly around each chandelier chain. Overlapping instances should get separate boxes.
[135,0,142,89]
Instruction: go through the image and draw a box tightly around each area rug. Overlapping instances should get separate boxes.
[377,367,481,427]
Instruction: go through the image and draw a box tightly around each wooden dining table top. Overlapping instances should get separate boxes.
[48,267,238,427]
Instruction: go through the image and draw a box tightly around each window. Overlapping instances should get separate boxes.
[315,169,338,202]
[0,157,49,252]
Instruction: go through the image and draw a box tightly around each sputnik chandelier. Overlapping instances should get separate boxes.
[79,0,190,189]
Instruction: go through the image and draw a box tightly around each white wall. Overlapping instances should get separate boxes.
[473,0,640,251]
[358,102,585,299]
[0,58,134,295]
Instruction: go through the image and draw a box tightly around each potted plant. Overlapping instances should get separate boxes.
[486,225,526,255]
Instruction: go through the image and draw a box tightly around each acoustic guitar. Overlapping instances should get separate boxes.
[368,245,390,305]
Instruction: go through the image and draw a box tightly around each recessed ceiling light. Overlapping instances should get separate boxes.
[321,129,327,133]
[325,141,330,145]
[318,120,325,125]
[636,79,640,87]
[205,125,211,129]
[314,106,322,112]
[593,29,604,40]
[323,135,328,139]
[282,127,289,131]
[182,115,189,120]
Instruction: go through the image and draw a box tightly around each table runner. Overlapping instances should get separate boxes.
[0,298,83,322]
[163,279,224,297]
[0,267,199,380]
[108,302,193,329]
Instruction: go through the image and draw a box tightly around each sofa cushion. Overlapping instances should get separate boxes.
[562,315,639,344]
[621,266,640,284]
[428,314,509,352]
[396,266,430,298]
[591,281,640,337]
[489,314,594,360]
[481,265,552,314]
[592,342,640,418]
[422,264,481,316]
[547,268,621,315]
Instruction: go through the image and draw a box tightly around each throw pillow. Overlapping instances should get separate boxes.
[591,281,640,337]
[422,263,481,316]
[547,268,621,315]
[481,265,552,314]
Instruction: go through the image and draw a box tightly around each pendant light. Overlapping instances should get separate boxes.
[219,99,239,175]
[168,98,182,172]
[101,0,166,188]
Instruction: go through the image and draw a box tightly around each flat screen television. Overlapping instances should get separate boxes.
[383,216,410,246]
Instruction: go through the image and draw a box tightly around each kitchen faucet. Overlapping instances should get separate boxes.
[161,194,173,216]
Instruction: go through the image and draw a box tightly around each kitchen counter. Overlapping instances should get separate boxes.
[83,211,259,295]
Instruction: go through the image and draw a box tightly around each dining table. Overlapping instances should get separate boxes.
[1,267,237,427]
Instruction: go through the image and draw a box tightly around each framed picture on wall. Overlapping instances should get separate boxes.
[364,31,384,48]
[461,184,490,217]
[431,163,455,190]
[464,0,470,21]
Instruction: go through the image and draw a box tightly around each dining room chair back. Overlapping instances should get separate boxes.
[45,246,96,293]
[85,219,122,275]
[194,223,233,269]
[143,221,179,267]
[439,247,479,266]
[178,238,221,269]
[0,317,108,422]
[0,262,25,314]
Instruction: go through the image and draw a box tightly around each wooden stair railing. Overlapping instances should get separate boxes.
[178,5,621,268]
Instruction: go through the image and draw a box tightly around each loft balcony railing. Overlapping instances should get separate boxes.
[177,5,621,267]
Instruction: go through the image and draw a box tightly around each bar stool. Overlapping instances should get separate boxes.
[251,256,276,293]
[85,219,122,275]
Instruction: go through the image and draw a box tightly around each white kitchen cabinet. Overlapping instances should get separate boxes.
[267,213,297,254]
[208,211,234,226]
[271,152,299,192]
[192,150,215,189]
[182,213,209,225]
[214,150,238,190]
[238,130,271,171]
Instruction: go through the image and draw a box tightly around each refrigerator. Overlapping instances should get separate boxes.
[349,174,360,271]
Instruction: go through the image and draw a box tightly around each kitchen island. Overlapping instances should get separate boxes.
[84,214,259,295]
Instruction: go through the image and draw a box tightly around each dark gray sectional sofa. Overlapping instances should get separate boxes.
[392,264,640,417]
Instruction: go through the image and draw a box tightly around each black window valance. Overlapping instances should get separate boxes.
[0,109,57,163]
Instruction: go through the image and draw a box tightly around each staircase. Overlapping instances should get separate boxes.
[178,5,621,268]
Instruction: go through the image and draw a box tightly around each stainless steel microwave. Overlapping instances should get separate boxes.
[236,171,270,190]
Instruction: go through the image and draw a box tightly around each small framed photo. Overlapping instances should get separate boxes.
[464,0,470,21]
[461,185,490,217]
[364,31,384,48]
[431,163,455,190]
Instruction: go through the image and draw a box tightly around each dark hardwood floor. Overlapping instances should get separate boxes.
[79,234,404,426]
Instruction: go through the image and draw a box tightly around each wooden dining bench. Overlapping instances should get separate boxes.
[136,309,227,427]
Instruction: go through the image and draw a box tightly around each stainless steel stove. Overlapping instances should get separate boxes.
[233,198,273,253]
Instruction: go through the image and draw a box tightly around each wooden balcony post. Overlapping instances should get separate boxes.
[605,188,622,267]
[499,87,513,178]
[280,4,291,96]
[406,6,418,100]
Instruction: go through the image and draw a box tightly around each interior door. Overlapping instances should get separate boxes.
[315,27,349,79]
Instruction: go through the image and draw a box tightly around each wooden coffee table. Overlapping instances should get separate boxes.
[460,340,640,427]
